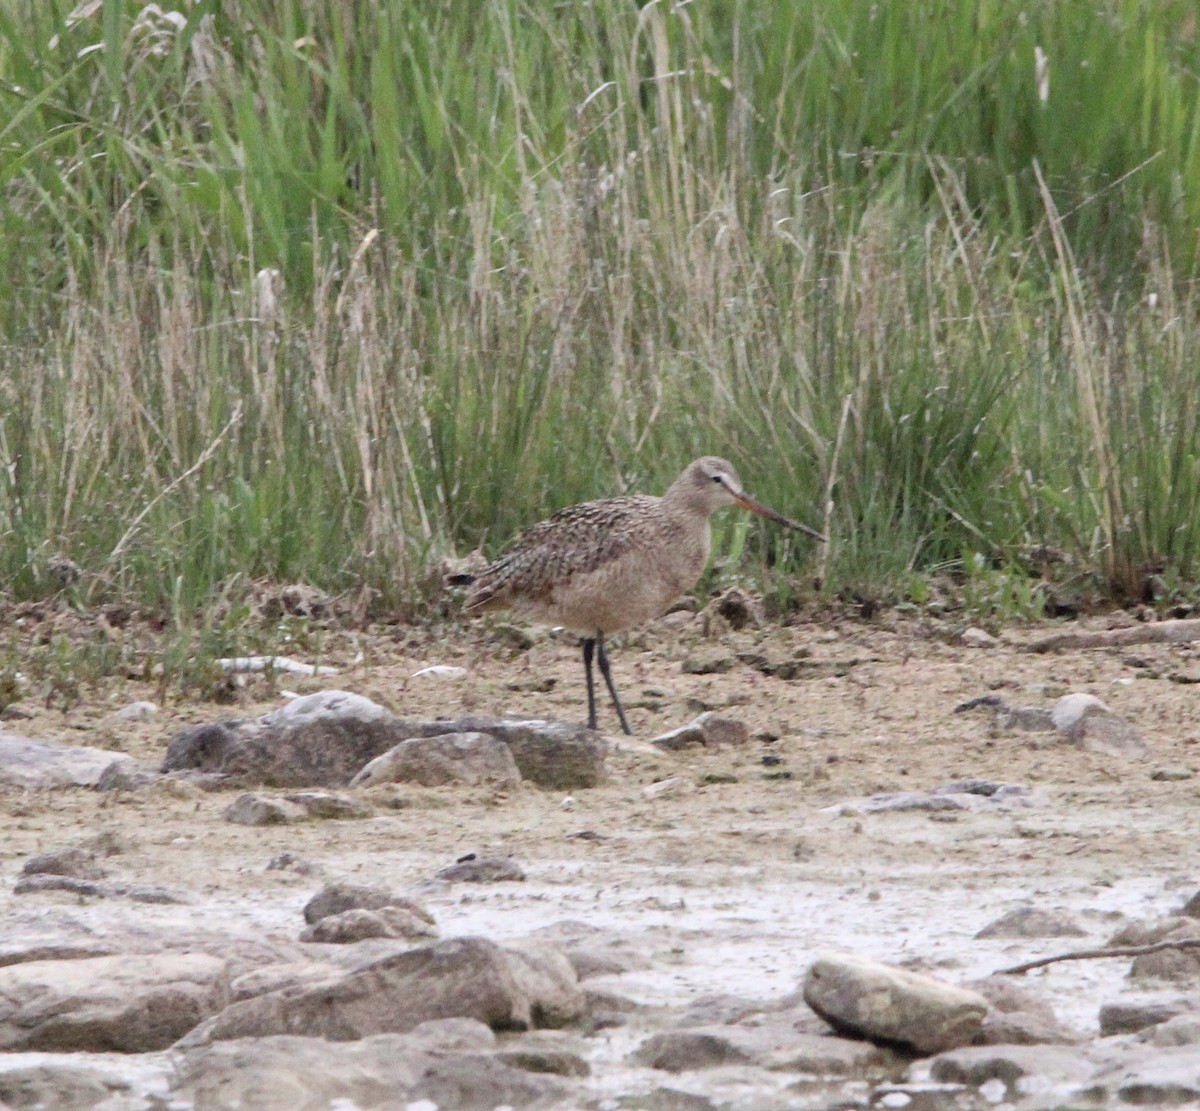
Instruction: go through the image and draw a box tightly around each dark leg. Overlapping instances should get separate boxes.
[582,637,598,730]
[596,632,633,735]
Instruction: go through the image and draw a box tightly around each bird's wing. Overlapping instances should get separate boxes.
[464,495,657,611]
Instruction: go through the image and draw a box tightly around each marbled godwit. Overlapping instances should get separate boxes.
[458,457,824,735]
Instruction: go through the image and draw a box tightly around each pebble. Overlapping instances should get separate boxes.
[643,777,691,799]
[410,665,469,680]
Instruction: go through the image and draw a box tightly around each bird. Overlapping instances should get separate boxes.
[455,456,825,735]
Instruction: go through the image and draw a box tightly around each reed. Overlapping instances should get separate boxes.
[3,0,1200,631]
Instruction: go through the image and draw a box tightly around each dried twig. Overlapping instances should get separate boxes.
[999,938,1200,976]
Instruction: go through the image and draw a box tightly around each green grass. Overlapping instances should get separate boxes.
[3,0,1200,639]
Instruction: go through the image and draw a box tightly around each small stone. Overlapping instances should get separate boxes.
[410,665,469,680]
[961,627,998,648]
[1051,693,1147,758]
[114,701,158,722]
[1092,1045,1200,1105]
[928,1044,1095,1089]
[299,905,438,944]
[283,791,372,820]
[21,846,107,881]
[303,882,416,925]
[681,650,737,675]
[1151,766,1195,782]
[1144,1012,1200,1046]
[435,856,526,884]
[631,1030,753,1072]
[1100,999,1194,1036]
[651,712,750,751]
[223,793,307,826]
[260,690,392,728]
[643,777,691,799]
[974,905,1087,939]
[706,587,763,631]
[350,732,521,789]
[803,953,988,1053]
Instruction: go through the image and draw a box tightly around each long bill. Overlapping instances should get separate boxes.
[734,493,827,543]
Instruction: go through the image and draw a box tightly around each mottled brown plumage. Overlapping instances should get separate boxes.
[462,457,823,734]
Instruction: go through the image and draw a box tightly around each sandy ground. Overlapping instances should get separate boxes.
[1,608,1199,1103]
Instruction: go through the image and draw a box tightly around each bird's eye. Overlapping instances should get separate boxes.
[712,474,722,482]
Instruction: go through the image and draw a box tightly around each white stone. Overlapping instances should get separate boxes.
[961,627,998,648]
[218,655,339,677]
[410,665,469,680]
[261,690,390,727]
[642,777,691,799]
[1050,693,1110,730]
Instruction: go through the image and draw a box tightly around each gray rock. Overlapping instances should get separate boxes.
[114,699,158,722]
[436,855,526,883]
[968,976,1077,1045]
[224,793,308,825]
[974,905,1088,939]
[1144,1012,1200,1046]
[300,906,438,944]
[583,987,645,1026]
[1100,999,1193,1036]
[764,1031,897,1075]
[95,758,162,790]
[496,1031,592,1077]
[1091,1044,1200,1105]
[20,845,108,880]
[219,717,411,788]
[473,718,608,789]
[0,1064,136,1110]
[928,1043,1095,1089]
[1151,765,1196,781]
[161,719,260,773]
[652,712,750,751]
[681,650,737,675]
[1110,917,1200,981]
[351,731,521,788]
[0,952,229,1052]
[0,731,135,789]
[164,710,609,791]
[961,626,998,648]
[1052,693,1148,757]
[0,935,118,969]
[526,921,651,982]
[502,943,586,1028]
[178,937,552,1045]
[172,1032,568,1110]
[284,790,372,819]
[228,960,342,1002]
[803,953,988,1053]
[707,586,763,630]
[303,881,416,924]
[632,1030,754,1072]
[1180,891,1200,918]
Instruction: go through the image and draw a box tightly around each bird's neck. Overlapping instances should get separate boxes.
[660,474,710,518]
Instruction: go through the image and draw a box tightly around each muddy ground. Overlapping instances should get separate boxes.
[1,607,1198,1105]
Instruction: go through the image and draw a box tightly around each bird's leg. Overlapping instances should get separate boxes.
[582,637,598,731]
[595,632,633,735]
